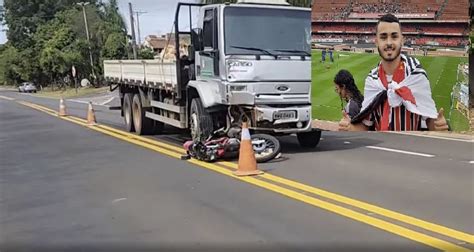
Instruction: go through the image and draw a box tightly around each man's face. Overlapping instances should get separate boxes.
[375,21,404,62]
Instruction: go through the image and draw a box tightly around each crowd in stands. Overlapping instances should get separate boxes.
[314,23,468,35]
[311,0,469,47]
[352,1,409,14]
[313,23,372,32]
[405,36,469,47]
[313,33,468,47]
[312,0,468,21]
[313,34,372,41]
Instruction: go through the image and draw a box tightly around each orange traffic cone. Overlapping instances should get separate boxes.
[58,97,67,117]
[86,101,97,125]
[233,122,263,176]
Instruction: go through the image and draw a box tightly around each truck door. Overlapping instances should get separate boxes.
[199,8,219,78]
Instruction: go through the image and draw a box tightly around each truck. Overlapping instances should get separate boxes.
[104,0,321,148]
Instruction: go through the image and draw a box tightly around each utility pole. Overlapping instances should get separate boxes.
[129,2,137,59]
[134,11,147,47]
[77,2,96,81]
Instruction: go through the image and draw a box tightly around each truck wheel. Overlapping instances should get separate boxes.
[297,130,321,148]
[132,94,154,135]
[123,93,135,132]
[190,98,213,141]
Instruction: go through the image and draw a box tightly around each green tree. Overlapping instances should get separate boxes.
[37,22,86,84]
[0,45,21,85]
[103,32,127,59]
[138,47,155,60]
[1,0,128,86]
[2,0,95,49]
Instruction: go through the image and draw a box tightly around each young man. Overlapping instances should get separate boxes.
[339,14,448,131]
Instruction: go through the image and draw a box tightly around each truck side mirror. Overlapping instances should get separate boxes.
[191,28,203,51]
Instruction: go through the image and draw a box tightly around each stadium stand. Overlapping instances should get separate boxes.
[312,0,469,48]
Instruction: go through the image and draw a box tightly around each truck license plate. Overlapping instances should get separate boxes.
[273,111,296,120]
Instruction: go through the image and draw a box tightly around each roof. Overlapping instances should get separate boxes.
[144,34,175,50]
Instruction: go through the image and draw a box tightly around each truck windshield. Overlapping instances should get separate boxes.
[224,7,310,56]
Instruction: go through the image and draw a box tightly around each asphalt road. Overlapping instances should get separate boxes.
[0,90,473,252]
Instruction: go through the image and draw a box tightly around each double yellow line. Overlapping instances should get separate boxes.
[13,98,474,251]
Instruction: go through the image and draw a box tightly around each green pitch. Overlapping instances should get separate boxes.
[311,50,469,131]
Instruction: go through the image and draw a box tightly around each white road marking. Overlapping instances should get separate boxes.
[68,99,111,107]
[112,198,127,203]
[366,146,435,158]
[0,95,14,101]
[67,99,90,105]
[387,131,473,143]
[100,97,115,105]
[343,141,351,144]
[469,161,474,164]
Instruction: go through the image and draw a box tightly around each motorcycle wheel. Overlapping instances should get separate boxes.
[251,134,281,163]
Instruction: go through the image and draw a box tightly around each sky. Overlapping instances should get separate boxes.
[117,0,200,43]
[0,0,200,45]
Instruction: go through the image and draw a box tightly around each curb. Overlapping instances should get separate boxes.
[311,119,473,140]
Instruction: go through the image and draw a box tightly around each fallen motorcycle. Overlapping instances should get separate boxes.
[182,127,281,163]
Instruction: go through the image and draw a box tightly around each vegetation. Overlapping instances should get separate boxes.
[0,0,128,87]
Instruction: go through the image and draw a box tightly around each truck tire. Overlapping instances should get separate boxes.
[123,93,135,132]
[297,130,321,148]
[190,98,213,141]
[132,94,154,135]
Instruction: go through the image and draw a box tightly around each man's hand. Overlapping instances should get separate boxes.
[428,108,449,131]
[338,111,369,131]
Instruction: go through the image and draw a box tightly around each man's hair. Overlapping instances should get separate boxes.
[376,13,401,33]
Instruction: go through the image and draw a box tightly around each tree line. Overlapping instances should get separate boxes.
[0,0,144,87]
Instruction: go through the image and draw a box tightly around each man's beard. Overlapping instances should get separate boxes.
[377,45,401,62]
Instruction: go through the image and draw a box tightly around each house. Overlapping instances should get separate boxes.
[143,35,174,55]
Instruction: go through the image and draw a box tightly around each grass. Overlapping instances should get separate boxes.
[311,50,469,131]
[448,109,470,132]
[34,86,110,99]
[0,85,17,90]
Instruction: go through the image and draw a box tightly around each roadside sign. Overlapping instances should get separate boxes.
[72,65,76,78]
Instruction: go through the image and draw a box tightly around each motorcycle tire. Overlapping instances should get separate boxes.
[251,134,281,163]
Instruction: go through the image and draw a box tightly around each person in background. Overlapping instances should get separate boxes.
[334,69,363,119]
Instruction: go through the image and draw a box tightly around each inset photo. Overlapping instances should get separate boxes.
[311,0,469,132]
